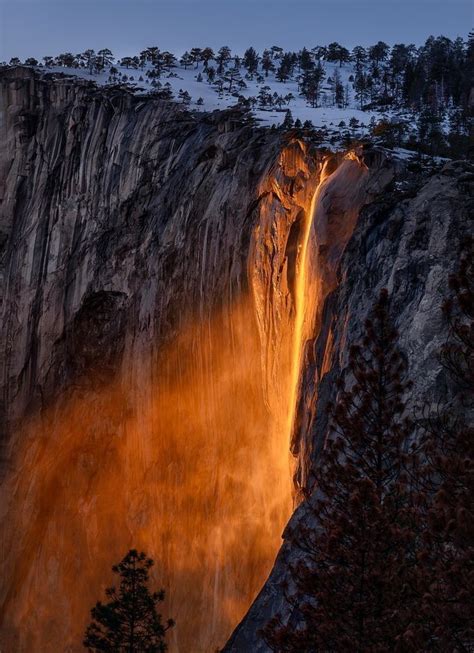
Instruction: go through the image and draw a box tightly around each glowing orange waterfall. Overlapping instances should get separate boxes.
[286,158,333,446]
[287,151,370,492]
[0,149,369,653]
[0,298,295,653]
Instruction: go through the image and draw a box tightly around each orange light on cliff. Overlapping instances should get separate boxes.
[0,298,294,653]
[286,158,333,450]
[0,148,370,653]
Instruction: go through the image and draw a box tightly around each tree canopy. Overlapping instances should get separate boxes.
[84,549,174,653]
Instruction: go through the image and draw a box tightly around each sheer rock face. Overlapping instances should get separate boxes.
[0,67,330,652]
[0,68,272,427]
[224,159,474,651]
[0,67,470,651]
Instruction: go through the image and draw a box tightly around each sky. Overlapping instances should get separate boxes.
[0,0,472,62]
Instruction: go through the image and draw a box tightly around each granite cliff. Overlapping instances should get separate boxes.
[225,157,473,650]
[0,67,471,652]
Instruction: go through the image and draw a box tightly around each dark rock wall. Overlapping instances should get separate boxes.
[224,159,474,651]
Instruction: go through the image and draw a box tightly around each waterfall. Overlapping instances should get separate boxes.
[0,146,369,653]
[285,157,333,451]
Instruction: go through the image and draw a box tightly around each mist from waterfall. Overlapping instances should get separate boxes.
[0,152,370,653]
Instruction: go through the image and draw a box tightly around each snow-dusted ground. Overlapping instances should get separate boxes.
[38,60,417,141]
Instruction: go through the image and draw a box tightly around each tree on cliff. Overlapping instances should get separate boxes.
[243,47,259,76]
[281,110,294,130]
[95,48,114,71]
[189,47,203,68]
[326,41,351,67]
[180,51,193,70]
[83,549,174,652]
[301,62,325,107]
[216,46,232,73]
[201,47,215,69]
[261,290,428,651]
[223,64,244,93]
[178,89,191,107]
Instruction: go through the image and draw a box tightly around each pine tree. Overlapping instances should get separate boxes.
[344,83,351,107]
[180,51,193,70]
[276,53,294,82]
[178,89,191,106]
[281,109,294,130]
[157,82,173,101]
[206,66,216,83]
[329,68,344,107]
[368,41,390,65]
[201,47,215,69]
[257,85,272,108]
[161,52,177,69]
[56,52,77,68]
[81,49,97,74]
[96,48,114,71]
[270,45,284,60]
[243,47,259,76]
[298,47,313,73]
[261,49,275,77]
[216,46,232,73]
[262,290,427,652]
[312,46,327,62]
[352,46,367,72]
[354,70,368,109]
[326,42,350,67]
[190,47,202,68]
[301,62,325,107]
[223,64,243,93]
[141,47,160,66]
[108,66,119,83]
[120,56,136,69]
[84,550,174,652]
[272,92,284,109]
[417,106,445,154]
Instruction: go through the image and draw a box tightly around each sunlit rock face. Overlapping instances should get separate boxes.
[0,67,344,652]
[224,158,473,652]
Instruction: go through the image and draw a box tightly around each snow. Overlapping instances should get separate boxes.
[391,147,420,160]
[37,59,418,140]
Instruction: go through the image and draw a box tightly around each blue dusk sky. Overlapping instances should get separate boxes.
[0,0,472,61]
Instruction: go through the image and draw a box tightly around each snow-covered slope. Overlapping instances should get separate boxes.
[38,59,415,139]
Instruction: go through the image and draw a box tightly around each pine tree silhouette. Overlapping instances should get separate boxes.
[84,549,174,652]
[262,290,427,652]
